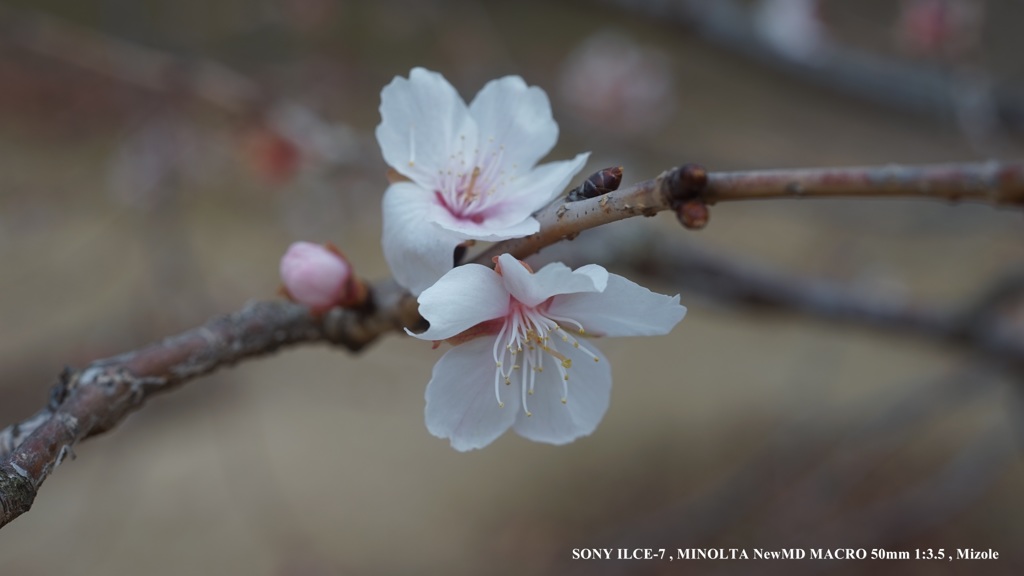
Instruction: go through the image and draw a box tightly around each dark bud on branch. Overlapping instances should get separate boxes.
[666,163,708,203]
[665,163,709,230]
[676,199,709,229]
[567,166,623,202]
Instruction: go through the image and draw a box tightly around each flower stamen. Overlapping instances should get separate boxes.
[464,166,482,203]
[489,299,599,415]
[546,312,585,334]
[494,367,504,408]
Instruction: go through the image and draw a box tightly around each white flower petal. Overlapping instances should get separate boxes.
[562,263,609,293]
[547,274,687,337]
[381,182,463,294]
[425,337,520,451]
[410,264,510,341]
[514,152,591,206]
[498,254,604,308]
[376,68,477,187]
[469,75,559,172]
[513,341,611,445]
[484,153,591,223]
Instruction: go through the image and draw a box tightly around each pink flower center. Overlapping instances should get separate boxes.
[434,144,509,223]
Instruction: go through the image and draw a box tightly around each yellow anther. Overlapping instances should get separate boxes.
[465,166,482,202]
[538,343,569,364]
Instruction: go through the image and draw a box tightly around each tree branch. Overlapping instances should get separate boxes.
[2,159,1022,529]
[703,161,1024,205]
[0,281,419,528]
[477,160,1024,264]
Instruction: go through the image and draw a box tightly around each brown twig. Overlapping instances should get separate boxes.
[2,160,1023,529]
[476,160,1024,264]
[704,161,1024,205]
[0,282,419,528]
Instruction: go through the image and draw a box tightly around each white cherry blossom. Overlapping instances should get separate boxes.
[410,254,686,451]
[376,68,589,294]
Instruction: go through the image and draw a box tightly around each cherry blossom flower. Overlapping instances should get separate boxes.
[376,68,589,295]
[279,241,364,312]
[409,254,686,451]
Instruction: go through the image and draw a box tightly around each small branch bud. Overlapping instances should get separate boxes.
[676,199,710,230]
[663,163,710,230]
[665,163,709,205]
[567,166,624,201]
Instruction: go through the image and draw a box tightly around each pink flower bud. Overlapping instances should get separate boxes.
[279,241,360,312]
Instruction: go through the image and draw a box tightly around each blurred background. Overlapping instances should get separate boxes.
[1,0,1024,574]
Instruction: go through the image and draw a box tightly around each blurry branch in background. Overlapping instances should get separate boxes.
[0,2,362,189]
[0,3,262,115]
[2,160,1024,528]
[547,223,1024,372]
[598,0,1019,146]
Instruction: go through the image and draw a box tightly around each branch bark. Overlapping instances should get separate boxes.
[0,282,419,528]
[477,160,1024,264]
[2,159,1023,529]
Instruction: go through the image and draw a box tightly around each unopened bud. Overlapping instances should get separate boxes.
[279,241,366,312]
[676,199,709,230]
[567,166,623,202]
